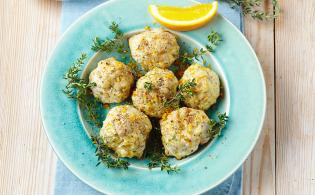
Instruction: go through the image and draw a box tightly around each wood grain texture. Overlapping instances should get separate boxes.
[243,1,276,195]
[0,0,61,194]
[275,0,315,195]
[242,1,276,195]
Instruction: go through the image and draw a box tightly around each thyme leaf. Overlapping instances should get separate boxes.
[220,0,280,20]
[173,48,207,78]
[208,112,229,140]
[91,136,129,169]
[63,53,103,127]
[109,21,123,37]
[145,121,179,174]
[206,30,222,52]
[126,57,145,79]
[178,48,207,65]
[164,79,197,108]
[91,22,127,53]
[147,152,180,174]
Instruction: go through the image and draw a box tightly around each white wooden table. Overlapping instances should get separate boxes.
[0,0,314,194]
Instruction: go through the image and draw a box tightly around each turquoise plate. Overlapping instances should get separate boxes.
[40,0,266,194]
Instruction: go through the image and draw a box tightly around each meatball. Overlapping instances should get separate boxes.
[132,68,178,118]
[129,29,180,70]
[160,107,210,159]
[100,105,152,158]
[89,57,134,103]
[179,64,220,110]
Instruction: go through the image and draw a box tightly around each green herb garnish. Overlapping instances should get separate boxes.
[91,22,145,79]
[173,48,207,78]
[91,22,126,53]
[63,54,128,169]
[221,0,280,20]
[147,153,180,174]
[193,48,207,65]
[144,81,153,91]
[178,78,197,97]
[91,136,130,169]
[145,120,179,174]
[164,79,197,108]
[208,112,229,140]
[63,53,103,127]
[126,57,145,79]
[109,21,123,37]
[206,30,222,52]
[179,48,207,65]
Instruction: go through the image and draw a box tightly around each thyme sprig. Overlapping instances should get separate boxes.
[147,153,180,174]
[109,21,123,37]
[63,53,103,127]
[91,22,127,53]
[173,48,207,78]
[178,79,197,98]
[174,30,222,77]
[126,57,145,79]
[63,54,129,169]
[206,30,222,52]
[164,79,197,108]
[221,0,280,20]
[91,22,145,80]
[145,121,179,174]
[208,112,229,140]
[192,48,207,64]
[91,136,130,169]
[179,48,207,65]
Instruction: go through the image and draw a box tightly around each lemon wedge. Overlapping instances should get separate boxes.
[148,2,218,31]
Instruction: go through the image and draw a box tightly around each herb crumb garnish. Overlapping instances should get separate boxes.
[144,81,153,91]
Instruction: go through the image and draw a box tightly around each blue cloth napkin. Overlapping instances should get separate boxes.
[55,1,243,194]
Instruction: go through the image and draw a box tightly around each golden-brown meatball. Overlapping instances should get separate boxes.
[160,107,210,159]
[129,29,179,70]
[100,105,152,158]
[132,68,178,118]
[89,57,134,103]
[179,64,220,110]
